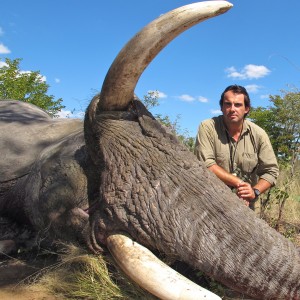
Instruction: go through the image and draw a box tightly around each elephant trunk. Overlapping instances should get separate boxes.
[171,190,300,299]
[88,111,300,300]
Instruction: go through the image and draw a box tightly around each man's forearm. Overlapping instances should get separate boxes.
[208,164,272,200]
[253,179,272,195]
[208,164,242,188]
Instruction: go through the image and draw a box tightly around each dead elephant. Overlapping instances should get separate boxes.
[0,1,299,299]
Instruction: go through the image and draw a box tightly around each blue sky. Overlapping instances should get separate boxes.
[1,0,300,137]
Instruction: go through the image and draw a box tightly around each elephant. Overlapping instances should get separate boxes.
[0,1,299,299]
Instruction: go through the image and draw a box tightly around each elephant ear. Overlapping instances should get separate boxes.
[133,99,180,144]
[0,100,82,182]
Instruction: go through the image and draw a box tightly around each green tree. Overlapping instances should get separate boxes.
[0,58,65,116]
[249,87,300,165]
[142,90,160,110]
[142,90,195,151]
[249,88,300,232]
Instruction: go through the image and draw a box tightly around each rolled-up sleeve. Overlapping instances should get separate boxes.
[256,131,279,186]
[194,121,217,168]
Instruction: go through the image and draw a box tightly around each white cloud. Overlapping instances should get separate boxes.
[157,91,167,98]
[178,94,195,102]
[147,90,167,99]
[198,96,208,103]
[244,65,271,79]
[260,94,270,99]
[0,61,8,68]
[55,78,61,83]
[57,109,84,119]
[19,70,46,82]
[57,110,72,118]
[211,109,222,115]
[0,43,11,54]
[225,64,271,80]
[39,75,46,82]
[245,84,260,93]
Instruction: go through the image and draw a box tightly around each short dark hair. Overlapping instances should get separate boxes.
[219,85,251,116]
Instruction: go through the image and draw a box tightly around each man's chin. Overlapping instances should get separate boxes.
[228,117,239,122]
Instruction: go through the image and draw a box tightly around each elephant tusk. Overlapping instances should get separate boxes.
[107,234,221,300]
[98,1,233,112]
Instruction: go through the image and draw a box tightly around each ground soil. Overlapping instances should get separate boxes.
[0,256,59,300]
[0,288,58,300]
[0,217,60,299]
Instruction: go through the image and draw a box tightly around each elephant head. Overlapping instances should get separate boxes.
[83,1,300,299]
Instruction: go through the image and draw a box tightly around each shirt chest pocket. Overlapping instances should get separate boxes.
[215,152,230,171]
[242,152,258,173]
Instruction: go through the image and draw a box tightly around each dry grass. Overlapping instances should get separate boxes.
[256,165,300,245]
[27,244,157,300]
[282,197,300,226]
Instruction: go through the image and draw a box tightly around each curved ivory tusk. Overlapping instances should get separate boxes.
[107,234,221,300]
[98,1,233,112]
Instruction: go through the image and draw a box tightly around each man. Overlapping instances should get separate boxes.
[195,85,279,208]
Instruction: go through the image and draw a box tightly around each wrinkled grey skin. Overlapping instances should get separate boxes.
[1,2,300,299]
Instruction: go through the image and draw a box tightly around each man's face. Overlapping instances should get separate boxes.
[221,90,249,126]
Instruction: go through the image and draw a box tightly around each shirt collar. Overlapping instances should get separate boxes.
[219,115,250,137]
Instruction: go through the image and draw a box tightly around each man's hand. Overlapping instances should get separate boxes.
[236,181,256,204]
[208,165,272,207]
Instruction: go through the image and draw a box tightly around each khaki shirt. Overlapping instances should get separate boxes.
[195,116,279,186]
